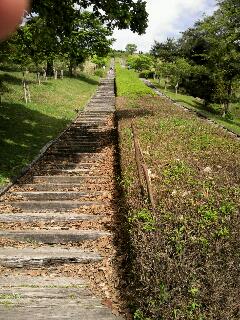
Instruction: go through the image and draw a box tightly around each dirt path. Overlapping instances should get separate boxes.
[0,72,126,319]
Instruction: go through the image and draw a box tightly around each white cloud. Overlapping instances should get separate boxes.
[113,0,217,52]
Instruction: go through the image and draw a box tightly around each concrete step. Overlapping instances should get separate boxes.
[0,212,102,223]
[9,200,104,212]
[0,229,111,244]
[0,276,121,319]
[0,247,102,268]
[12,191,109,201]
[32,176,109,184]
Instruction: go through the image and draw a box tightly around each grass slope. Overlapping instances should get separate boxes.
[115,64,155,97]
[116,66,240,319]
[151,79,240,136]
[0,71,99,186]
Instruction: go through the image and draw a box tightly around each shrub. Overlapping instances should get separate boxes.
[127,55,154,72]
[139,70,155,79]
[94,69,104,77]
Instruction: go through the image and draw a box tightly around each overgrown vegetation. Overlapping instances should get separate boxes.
[0,71,98,186]
[116,65,240,319]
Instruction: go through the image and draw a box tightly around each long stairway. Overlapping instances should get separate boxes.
[0,71,124,319]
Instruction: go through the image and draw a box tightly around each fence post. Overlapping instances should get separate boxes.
[37,72,41,85]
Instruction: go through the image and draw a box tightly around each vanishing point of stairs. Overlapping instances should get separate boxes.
[0,71,123,319]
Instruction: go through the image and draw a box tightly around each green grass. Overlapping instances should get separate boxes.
[151,79,240,135]
[115,64,155,97]
[0,71,99,186]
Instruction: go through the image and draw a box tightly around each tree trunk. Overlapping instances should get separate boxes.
[222,81,232,117]
[69,64,73,77]
[223,102,229,117]
[175,82,179,95]
[46,59,54,77]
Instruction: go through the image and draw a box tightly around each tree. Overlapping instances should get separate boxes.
[186,6,239,113]
[62,12,113,76]
[127,54,153,72]
[5,11,113,75]
[125,43,137,55]
[28,1,147,75]
[150,38,180,62]
[31,0,148,35]
[91,56,108,68]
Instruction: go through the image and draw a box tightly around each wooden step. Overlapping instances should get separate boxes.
[16,184,108,192]
[32,176,109,184]
[51,147,101,153]
[48,151,105,157]
[0,213,102,223]
[0,229,111,244]
[0,276,121,319]
[12,191,109,201]
[41,162,99,168]
[0,247,102,268]
[9,200,104,212]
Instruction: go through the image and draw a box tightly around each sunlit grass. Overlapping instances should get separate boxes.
[151,79,240,135]
[0,71,99,186]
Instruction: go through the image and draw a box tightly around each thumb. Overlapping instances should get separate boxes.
[0,0,29,40]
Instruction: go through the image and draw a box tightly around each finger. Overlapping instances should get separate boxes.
[0,0,29,40]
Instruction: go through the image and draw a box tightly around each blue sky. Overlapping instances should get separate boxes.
[113,0,217,52]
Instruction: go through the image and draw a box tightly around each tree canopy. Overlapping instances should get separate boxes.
[125,44,138,55]
[31,0,148,35]
[148,0,240,115]
[150,38,179,62]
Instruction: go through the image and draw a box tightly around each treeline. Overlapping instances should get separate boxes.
[0,0,148,76]
[126,0,240,116]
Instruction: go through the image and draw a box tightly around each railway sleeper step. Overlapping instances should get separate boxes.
[47,152,105,158]
[12,191,111,201]
[0,229,111,244]
[41,169,96,175]
[0,276,121,320]
[17,184,110,192]
[0,247,103,268]
[0,212,103,223]
[45,156,105,163]
[41,165,95,171]
[37,163,100,168]
[32,175,110,184]
[9,200,105,212]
